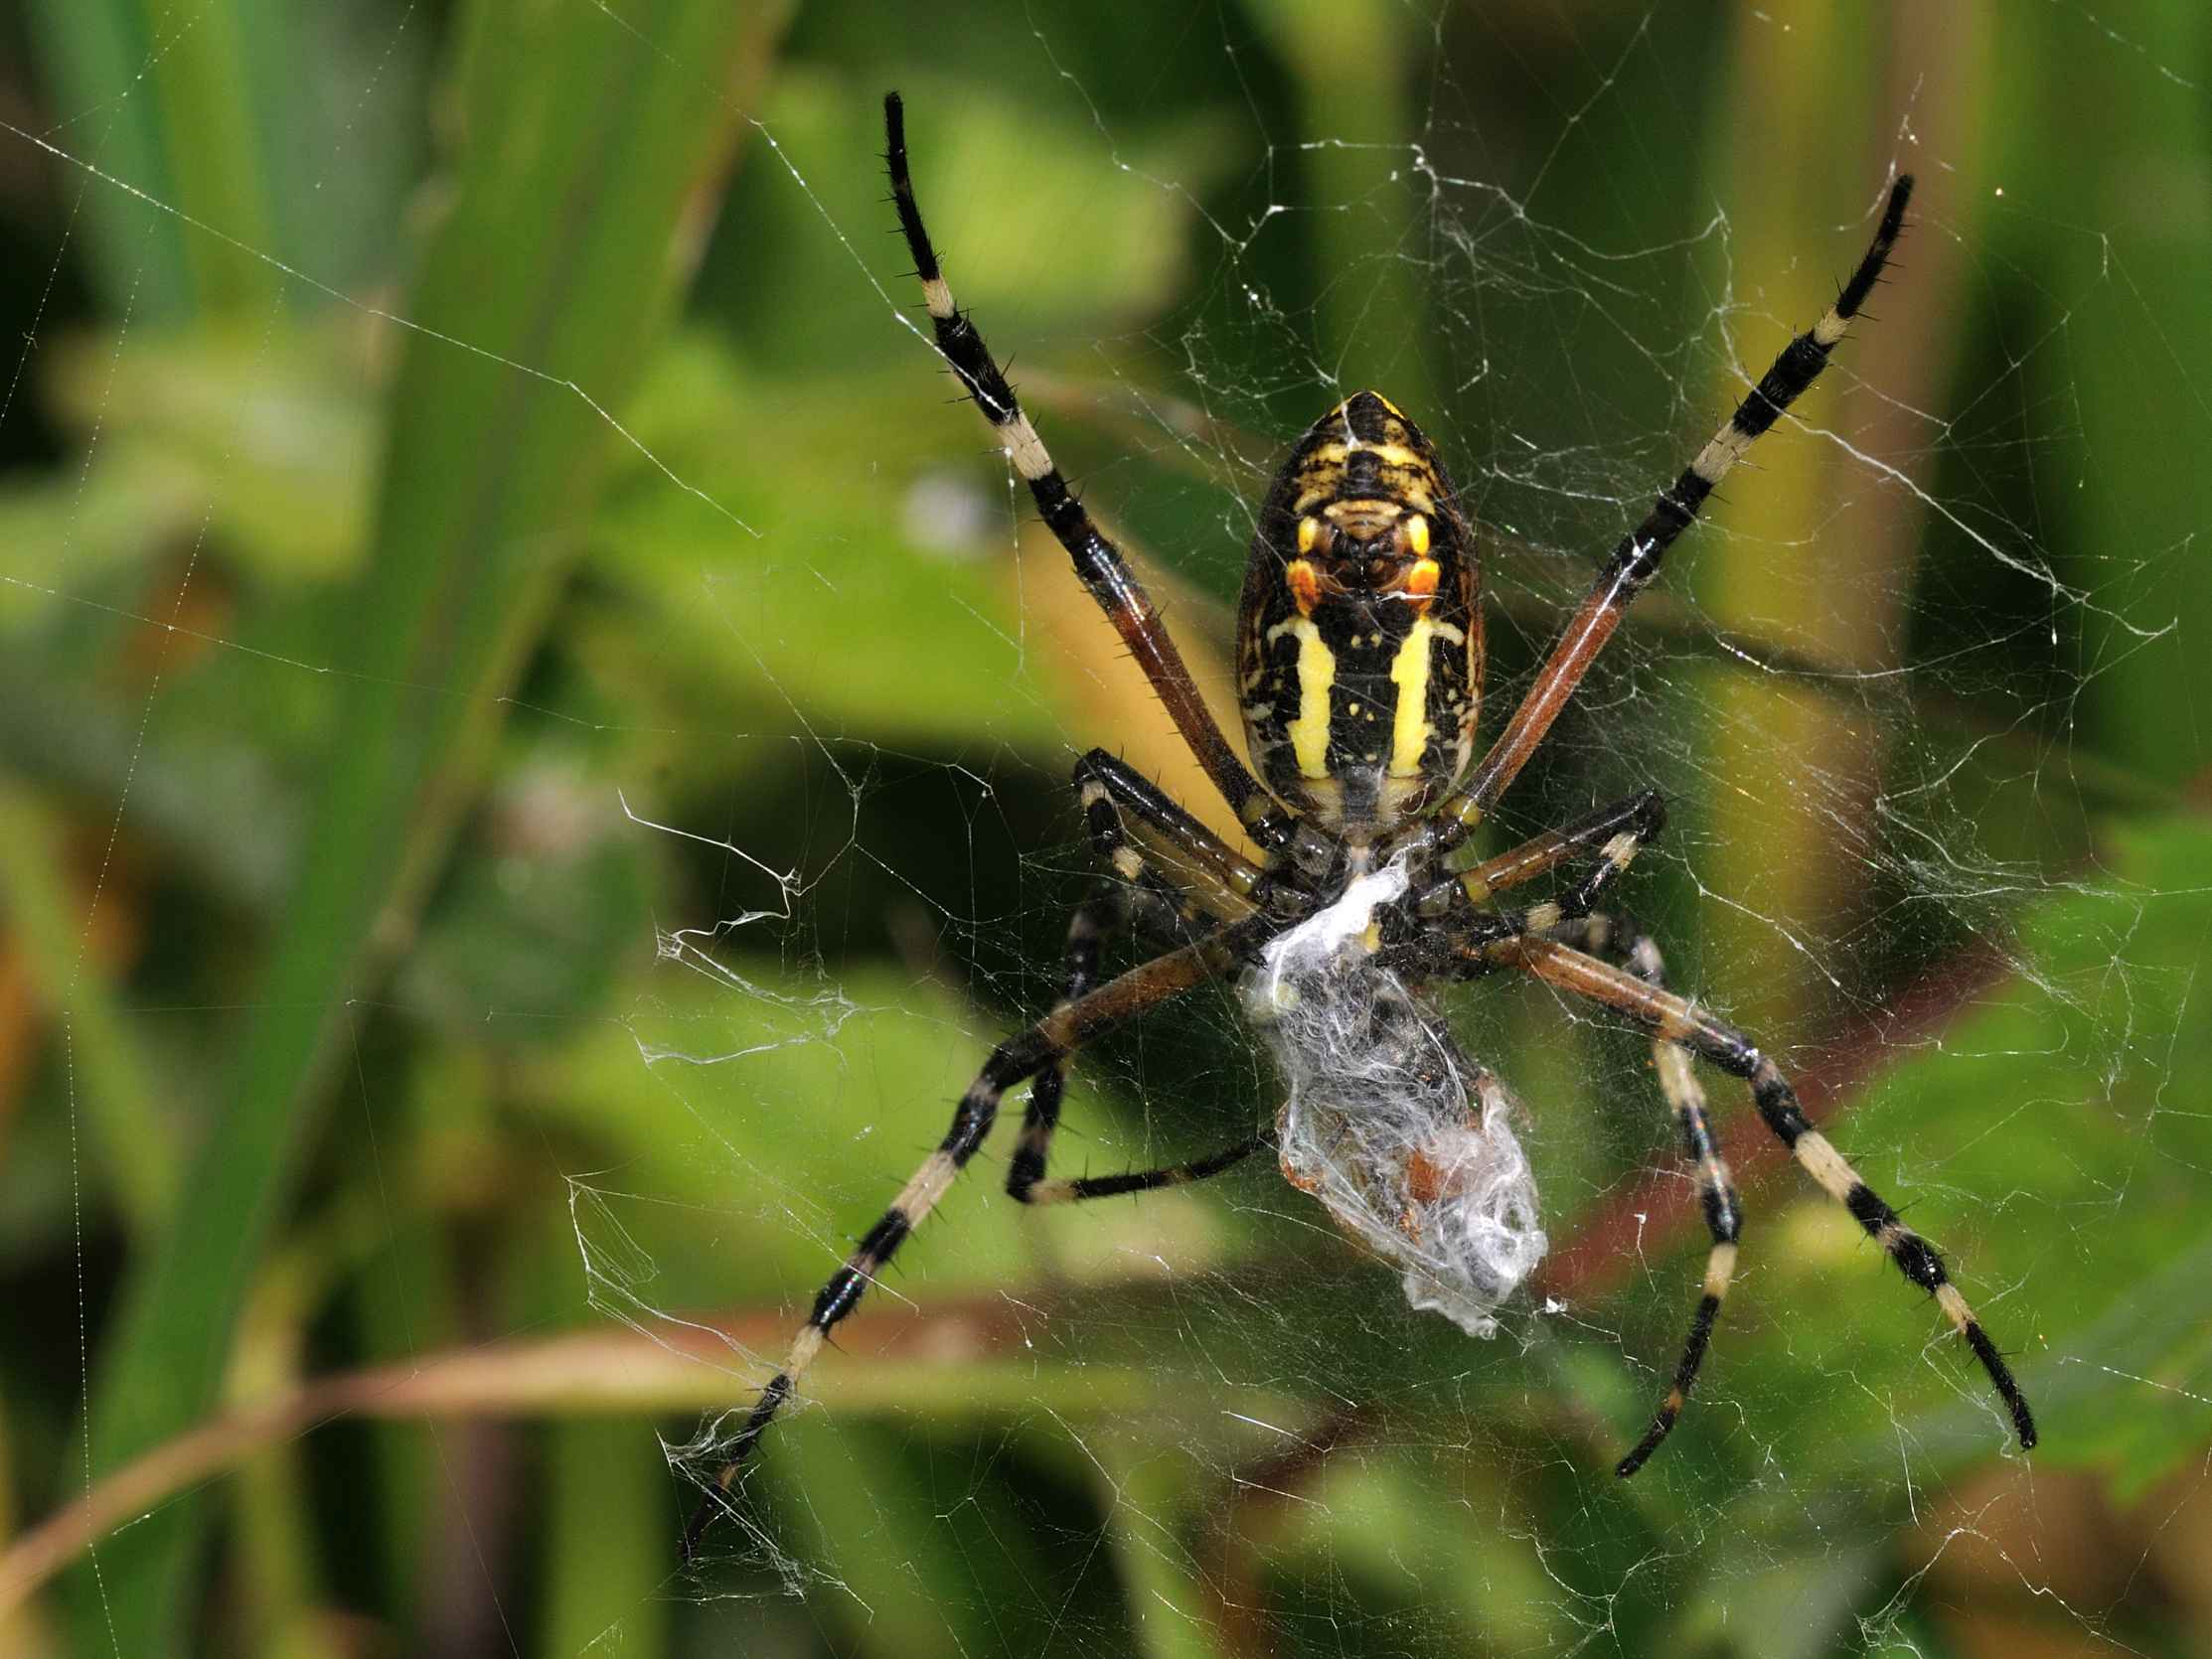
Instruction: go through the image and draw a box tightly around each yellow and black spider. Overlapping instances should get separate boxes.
[684,92,2035,1556]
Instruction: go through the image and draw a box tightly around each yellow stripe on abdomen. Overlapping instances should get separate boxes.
[1387,615,1435,776]
[1268,617,1338,779]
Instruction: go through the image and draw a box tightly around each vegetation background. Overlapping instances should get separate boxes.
[1,1,2209,1654]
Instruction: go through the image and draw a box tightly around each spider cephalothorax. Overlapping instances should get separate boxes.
[1238,391,1484,839]
[679,93,2038,1559]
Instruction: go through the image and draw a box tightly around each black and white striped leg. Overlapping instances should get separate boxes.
[1005,883,1223,1209]
[1506,913,1738,1471]
[1742,1056,2037,1457]
[1437,175,1915,837]
[1563,919,1741,1476]
[1445,792,1666,942]
[885,93,1287,849]
[1006,885,1120,1206]
[683,916,1271,1558]
[1556,801,1665,923]
[1007,756,1251,1204]
[1074,748,1270,908]
[1020,1132,1267,1207]
[1496,937,2036,1468]
[1453,791,1665,910]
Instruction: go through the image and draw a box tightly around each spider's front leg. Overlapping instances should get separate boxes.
[1398,789,1666,978]
[1009,872,1264,1206]
[682,912,1274,1558]
[1492,935,2036,1471]
[1010,750,1269,1207]
[1519,913,1740,1473]
[1420,878,1739,1473]
[1440,789,1666,935]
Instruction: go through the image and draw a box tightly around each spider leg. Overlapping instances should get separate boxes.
[1075,748,1269,909]
[1020,1132,1268,1207]
[1424,176,1914,847]
[1488,935,2035,1468]
[684,912,1274,1558]
[1524,915,1741,1474]
[885,92,1286,851]
[1441,791,1666,929]
[1011,751,1258,1204]
[1396,792,1664,975]
[1007,884,1138,1205]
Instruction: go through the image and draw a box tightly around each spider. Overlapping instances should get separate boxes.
[682,92,2036,1555]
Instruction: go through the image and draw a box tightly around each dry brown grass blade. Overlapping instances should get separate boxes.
[0,1293,1060,1612]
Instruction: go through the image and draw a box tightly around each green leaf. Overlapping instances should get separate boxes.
[1625,817,2212,1497]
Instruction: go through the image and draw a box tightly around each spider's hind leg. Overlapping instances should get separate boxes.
[1425,174,1915,842]
[884,92,1285,845]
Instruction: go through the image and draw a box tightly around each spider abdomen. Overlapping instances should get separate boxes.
[1237,392,1485,842]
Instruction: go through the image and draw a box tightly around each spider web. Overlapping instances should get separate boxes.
[8,3,2212,1656]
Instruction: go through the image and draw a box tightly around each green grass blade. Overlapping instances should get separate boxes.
[0,783,176,1231]
[68,1,775,1646]
[21,0,283,318]
[18,0,195,318]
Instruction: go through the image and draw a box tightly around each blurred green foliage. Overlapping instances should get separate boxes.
[2,2,2210,1656]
